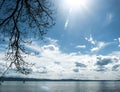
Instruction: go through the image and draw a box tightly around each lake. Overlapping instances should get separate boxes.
[0,81,120,92]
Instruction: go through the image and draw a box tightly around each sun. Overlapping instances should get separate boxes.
[63,0,88,11]
[60,0,92,30]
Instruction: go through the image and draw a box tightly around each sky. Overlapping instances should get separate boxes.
[0,0,120,80]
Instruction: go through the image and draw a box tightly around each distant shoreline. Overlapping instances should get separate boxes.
[0,77,120,82]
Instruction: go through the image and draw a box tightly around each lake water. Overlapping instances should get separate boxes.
[0,81,120,92]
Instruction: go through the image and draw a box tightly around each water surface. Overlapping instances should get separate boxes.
[0,81,120,92]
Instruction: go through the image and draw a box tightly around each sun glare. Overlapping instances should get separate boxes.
[64,0,87,11]
[60,0,92,30]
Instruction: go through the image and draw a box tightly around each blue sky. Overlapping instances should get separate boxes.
[0,0,120,80]
[47,0,120,55]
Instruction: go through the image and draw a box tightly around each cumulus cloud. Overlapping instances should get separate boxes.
[85,34,108,53]
[0,37,120,80]
[25,37,59,56]
[112,64,120,71]
[114,37,120,47]
[91,42,106,52]
[34,66,47,74]
[54,61,61,65]
[110,51,120,57]
[75,62,87,67]
[45,37,58,45]
[94,55,120,73]
[75,45,86,49]
[42,44,59,51]
[96,56,118,66]
[85,34,95,45]
[95,66,108,72]
[73,68,79,72]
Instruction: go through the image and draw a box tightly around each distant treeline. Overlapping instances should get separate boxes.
[0,77,120,82]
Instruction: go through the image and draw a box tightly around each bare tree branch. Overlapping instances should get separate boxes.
[0,0,5,9]
[0,0,55,76]
[0,0,20,26]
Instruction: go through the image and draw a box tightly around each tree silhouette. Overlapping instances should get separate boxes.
[0,0,55,75]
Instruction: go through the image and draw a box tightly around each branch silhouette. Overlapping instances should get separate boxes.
[0,0,55,75]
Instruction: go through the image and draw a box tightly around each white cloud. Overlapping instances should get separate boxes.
[114,37,120,47]
[85,35,108,53]
[91,42,106,52]
[85,34,95,45]
[45,37,58,45]
[110,51,120,58]
[76,45,86,49]
[114,39,117,41]
[0,38,120,80]
[118,37,120,47]
[118,38,120,42]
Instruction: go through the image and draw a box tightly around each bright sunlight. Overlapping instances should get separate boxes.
[63,0,88,11]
